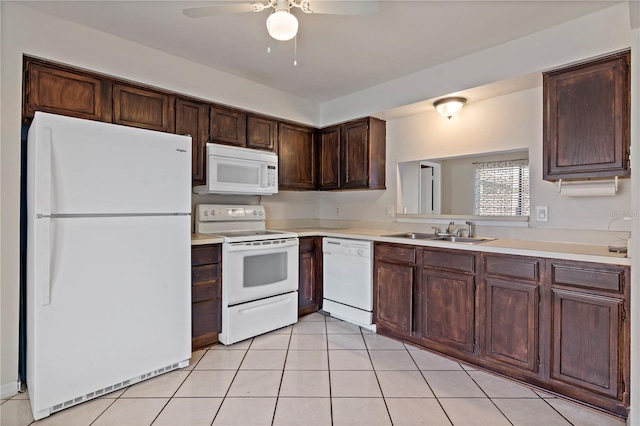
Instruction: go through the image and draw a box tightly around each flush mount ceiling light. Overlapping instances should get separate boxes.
[183,0,379,42]
[433,97,467,119]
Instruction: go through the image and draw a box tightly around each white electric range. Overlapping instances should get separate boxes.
[195,204,299,344]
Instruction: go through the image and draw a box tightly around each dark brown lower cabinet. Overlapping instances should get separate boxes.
[373,243,416,336]
[417,249,476,355]
[191,244,222,350]
[479,254,541,375]
[546,259,629,417]
[372,244,630,419]
[298,237,322,316]
[550,289,622,398]
[482,278,539,372]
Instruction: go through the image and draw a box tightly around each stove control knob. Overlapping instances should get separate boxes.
[259,211,264,216]
[203,210,208,216]
[253,210,257,215]
[211,210,216,216]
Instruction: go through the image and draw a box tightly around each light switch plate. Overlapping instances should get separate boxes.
[536,206,548,222]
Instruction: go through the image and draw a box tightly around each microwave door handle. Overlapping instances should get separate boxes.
[260,163,268,188]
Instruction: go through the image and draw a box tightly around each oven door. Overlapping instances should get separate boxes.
[223,238,299,305]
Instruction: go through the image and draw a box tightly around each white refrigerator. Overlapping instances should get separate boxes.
[26,112,192,420]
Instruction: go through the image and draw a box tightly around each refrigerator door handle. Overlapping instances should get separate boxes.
[36,127,52,216]
[35,217,52,306]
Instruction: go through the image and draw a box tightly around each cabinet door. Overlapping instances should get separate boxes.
[543,51,630,180]
[318,126,341,190]
[419,269,475,353]
[24,61,112,122]
[113,84,173,132]
[298,237,322,316]
[341,119,369,189]
[550,289,622,398]
[483,278,539,372]
[175,98,209,185]
[375,261,414,336]
[247,115,277,152]
[278,123,317,190]
[210,106,246,147]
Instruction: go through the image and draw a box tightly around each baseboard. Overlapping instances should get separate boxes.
[1,381,19,399]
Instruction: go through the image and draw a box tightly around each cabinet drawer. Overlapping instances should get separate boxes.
[483,255,540,282]
[299,237,317,253]
[192,282,219,303]
[192,245,221,266]
[550,261,624,293]
[423,249,475,273]
[375,243,416,264]
[192,264,220,285]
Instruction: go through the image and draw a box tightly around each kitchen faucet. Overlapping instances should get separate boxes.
[446,221,455,235]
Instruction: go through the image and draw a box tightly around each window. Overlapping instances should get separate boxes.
[475,159,530,216]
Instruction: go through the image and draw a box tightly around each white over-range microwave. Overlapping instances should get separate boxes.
[193,143,278,195]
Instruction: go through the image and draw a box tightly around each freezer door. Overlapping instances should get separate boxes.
[27,215,191,416]
[27,112,191,215]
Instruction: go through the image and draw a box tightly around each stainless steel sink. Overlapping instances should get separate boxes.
[383,232,438,240]
[432,236,496,244]
[384,233,496,244]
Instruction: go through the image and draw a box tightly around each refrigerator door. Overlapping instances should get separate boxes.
[27,215,191,418]
[28,112,191,215]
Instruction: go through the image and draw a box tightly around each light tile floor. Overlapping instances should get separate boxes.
[0,312,627,426]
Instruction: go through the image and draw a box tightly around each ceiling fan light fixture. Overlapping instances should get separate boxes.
[266,10,299,41]
[433,97,467,119]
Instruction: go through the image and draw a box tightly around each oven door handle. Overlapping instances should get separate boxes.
[225,238,299,252]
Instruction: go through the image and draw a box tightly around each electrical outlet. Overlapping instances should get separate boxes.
[387,205,395,217]
[536,206,548,222]
[336,206,341,216]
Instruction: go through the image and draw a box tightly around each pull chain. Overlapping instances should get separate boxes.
[293,35,297,66]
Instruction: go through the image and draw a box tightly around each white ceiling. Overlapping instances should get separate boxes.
[17,0,622,106]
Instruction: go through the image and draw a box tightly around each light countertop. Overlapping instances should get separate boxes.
[192,227,630,266]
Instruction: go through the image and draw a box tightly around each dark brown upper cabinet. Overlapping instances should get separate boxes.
[23,58,112,122]
[318,117,386,191]
[543,50,630,181]
[278,122,317,190]
[113,83,174,132]
[247,115,278,152]
[209,106,247,147]
[175,98,210,185]
[318,126,341,190]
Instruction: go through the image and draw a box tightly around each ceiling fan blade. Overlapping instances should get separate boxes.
[301,0,379,15]
[183,2,268,18]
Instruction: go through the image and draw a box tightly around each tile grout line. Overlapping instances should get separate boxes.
[462,367,515,426]
[325,315,335,426]
[363,330,395,426]
[208,339,254,426]
[270,325,294,426]
[406,344,454,426]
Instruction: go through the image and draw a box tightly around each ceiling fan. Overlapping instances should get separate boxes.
[183,0,379,41]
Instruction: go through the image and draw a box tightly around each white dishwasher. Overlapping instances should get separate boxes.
[322,238,375,331]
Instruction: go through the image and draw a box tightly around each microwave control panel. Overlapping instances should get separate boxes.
[266,165,277,188]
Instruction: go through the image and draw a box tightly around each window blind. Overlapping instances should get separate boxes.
[474,159,530,216]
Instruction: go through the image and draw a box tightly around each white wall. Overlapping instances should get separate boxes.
[318,2,632,126]
[0,2,319,396]
[319,87,631,234]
